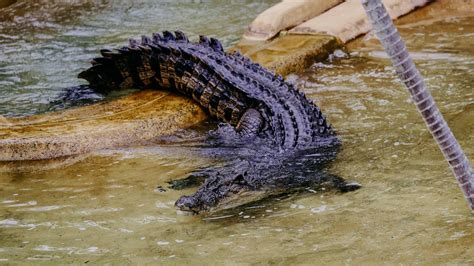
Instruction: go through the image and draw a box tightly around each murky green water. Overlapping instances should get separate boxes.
[0,0,278,116]
[1,1,473,265]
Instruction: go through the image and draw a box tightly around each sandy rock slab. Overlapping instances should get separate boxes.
[0,90,206,161]
[243,0,342,41]
[234,34,341,76]
[290,0,429,43]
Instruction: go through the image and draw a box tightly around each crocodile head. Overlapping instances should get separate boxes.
[175,169,268,214]
[174,146,345,214]
[175,188,268,214]
[175,177,254,214]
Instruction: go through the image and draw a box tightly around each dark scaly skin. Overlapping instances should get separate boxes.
[78,31,358,214]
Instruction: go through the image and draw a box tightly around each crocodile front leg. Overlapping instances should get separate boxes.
[235,108,263,139]
[208,108,263,146]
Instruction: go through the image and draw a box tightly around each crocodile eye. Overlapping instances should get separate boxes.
[233,174,247,185]
[175,196,198,211]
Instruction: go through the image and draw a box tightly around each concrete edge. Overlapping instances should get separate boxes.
[290,0,430,43]
[243,0,342,41]
[0,91,207,161]
[233,33,342,75]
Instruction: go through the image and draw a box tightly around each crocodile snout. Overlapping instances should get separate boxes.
[175,195,200,213]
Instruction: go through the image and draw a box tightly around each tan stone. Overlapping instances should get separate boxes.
[235,34,341,77]
[0,90,206,161]
[243,0,342,41]
[290,0,429,43]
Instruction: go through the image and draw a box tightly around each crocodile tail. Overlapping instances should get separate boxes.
[78,31,189,93]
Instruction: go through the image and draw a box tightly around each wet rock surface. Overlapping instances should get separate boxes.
[0,90,206,161]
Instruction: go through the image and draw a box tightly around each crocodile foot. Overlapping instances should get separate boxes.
[338,181,362,193]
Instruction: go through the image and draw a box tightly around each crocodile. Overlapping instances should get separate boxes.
[78,30,359,213]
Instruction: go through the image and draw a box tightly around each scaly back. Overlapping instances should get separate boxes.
[78,31,337,150]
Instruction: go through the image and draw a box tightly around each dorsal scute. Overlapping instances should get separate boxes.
[141,35,152,45]
[199,35,211,46]
[100,49,114,58]
[162,31,175,41]
[128,38,139,47]
[210,37,224,52]
[174,30,189,42]
[152,32,163,43]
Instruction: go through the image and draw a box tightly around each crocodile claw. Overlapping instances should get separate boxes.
[338,181,362,193]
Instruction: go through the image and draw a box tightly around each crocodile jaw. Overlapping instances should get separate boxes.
[175,188,268,214]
